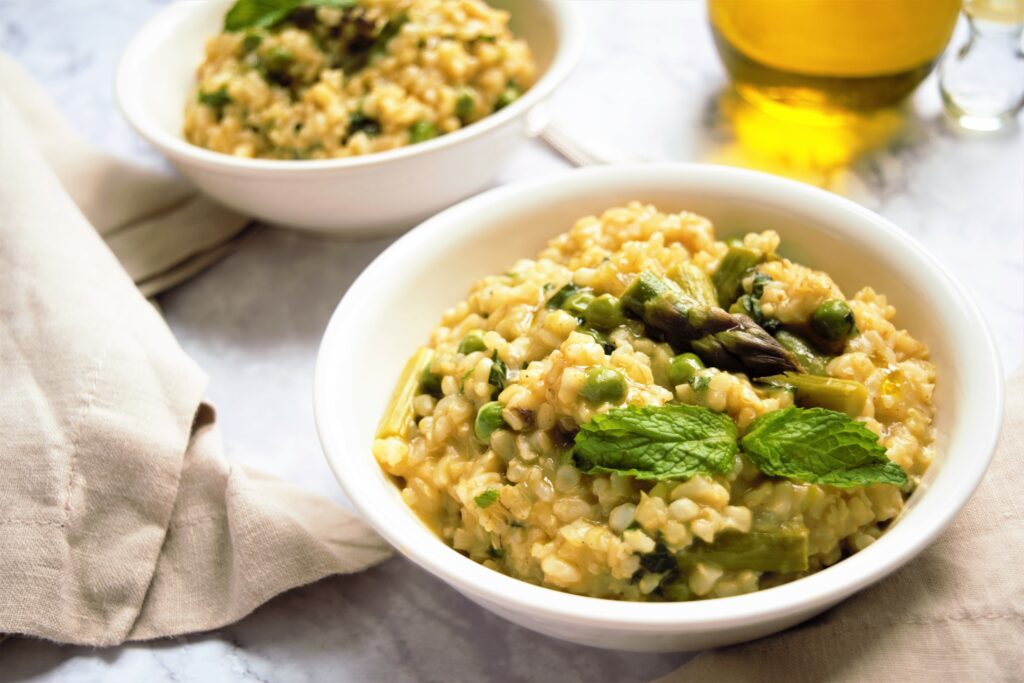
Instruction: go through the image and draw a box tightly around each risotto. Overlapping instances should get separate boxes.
[184,0,537,159]
[373,203,936,601]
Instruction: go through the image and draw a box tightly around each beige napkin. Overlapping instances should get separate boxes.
[659,370,1022,682]
[0,52,254,297]
[0,89,391,645]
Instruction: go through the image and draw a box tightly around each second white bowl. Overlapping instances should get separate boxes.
[116,0,584,236]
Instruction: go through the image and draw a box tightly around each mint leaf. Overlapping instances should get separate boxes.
[741,407,908,488]
[474,489,499,508]
[573,404,738,481]
[224,0,355,32]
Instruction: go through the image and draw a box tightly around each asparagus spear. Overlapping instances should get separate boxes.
[712,245,764,308]
[680,528,809,573]
[622,271,800,377]
[775,329,832,376]
[377,347,434,439]
[761,371,867,417]
[668,262,718,307]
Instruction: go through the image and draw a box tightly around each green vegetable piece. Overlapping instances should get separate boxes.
[572,404,738,481]
[579,367,627,404]
[811,299,857,341]
[580,328,615,354]
[660,579,695,602]
[621,271,800,378]
[455,90,475,121]
[347,111,381,139]
[681,529,809,573]
[409,120,438,144]
[474,402,506,442]
[458,332,487,354]
[495,83,522,110]
[546,283,582,309]
[224,0,357,32]
[197,86,232,117]
[260,45,295,85]
[741,406,908,487]
[562,290,595,319]
[775,330,832,376]
[474,488,500,508]
[668,263,717,307]
[488,352,507,398]
[712,245,763,308]
[762,371,867,417]
[583,294,627,330]
[419,363,443,398]
[370,13,408,58]
[639,542,677,574]
[242,32,263,53]
[668,353,705,387]
[377,347,433,439]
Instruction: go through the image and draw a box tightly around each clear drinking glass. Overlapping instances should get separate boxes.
[940,0,1024,131]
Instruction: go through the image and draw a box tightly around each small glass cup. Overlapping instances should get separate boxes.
[940,0,1024,131]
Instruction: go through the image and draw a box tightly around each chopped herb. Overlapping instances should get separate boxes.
[197,86,232,118]
[242,32,264,53]
[572,404,738,481]
[259,45,295,86]
[639,542,677,574]
[546,282,582,309]
[741,406,908,487]
[347,111,381,139]
[488,352,507,398]
[474,489,500,508]
[370,13,408,58]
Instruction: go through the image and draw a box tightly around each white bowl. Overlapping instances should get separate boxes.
[115,0,584,236]
[314,164,1003,651]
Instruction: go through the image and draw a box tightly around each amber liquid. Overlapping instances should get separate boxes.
[709,0,962,118]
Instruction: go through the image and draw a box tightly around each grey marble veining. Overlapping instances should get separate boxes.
[1,1,1022,681]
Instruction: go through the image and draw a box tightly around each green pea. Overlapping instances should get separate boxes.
[580,367,627,403]
[455,90,475,121]
[409,120,438,143]
[562,290,595,319]
[475,401,506,442]
[458,332,487,354]
[583,294,627,330]
[668,353,705,387]
[494,83,522,110]
[811,299,856,341]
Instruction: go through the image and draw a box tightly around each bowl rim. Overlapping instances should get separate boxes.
[114,0,586,174]
[314,163,1004,628]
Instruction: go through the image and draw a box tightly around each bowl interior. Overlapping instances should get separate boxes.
[316,165,1001,625]
[120,0,563,144]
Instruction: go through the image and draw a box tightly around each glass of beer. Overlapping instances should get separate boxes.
[708,0,962,119]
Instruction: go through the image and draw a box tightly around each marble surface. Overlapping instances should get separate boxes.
[1,1,1022,681]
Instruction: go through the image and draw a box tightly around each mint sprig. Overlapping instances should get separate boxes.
[573,404,738,481]
[741,407,908,488]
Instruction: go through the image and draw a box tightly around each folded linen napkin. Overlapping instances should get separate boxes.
[0,52,254,297]
[0,88,391,645]
[658,371,1022,682]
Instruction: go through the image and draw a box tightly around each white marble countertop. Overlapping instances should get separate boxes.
[1,1,1021,681]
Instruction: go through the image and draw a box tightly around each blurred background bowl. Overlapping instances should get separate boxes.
[116,0,584,236]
